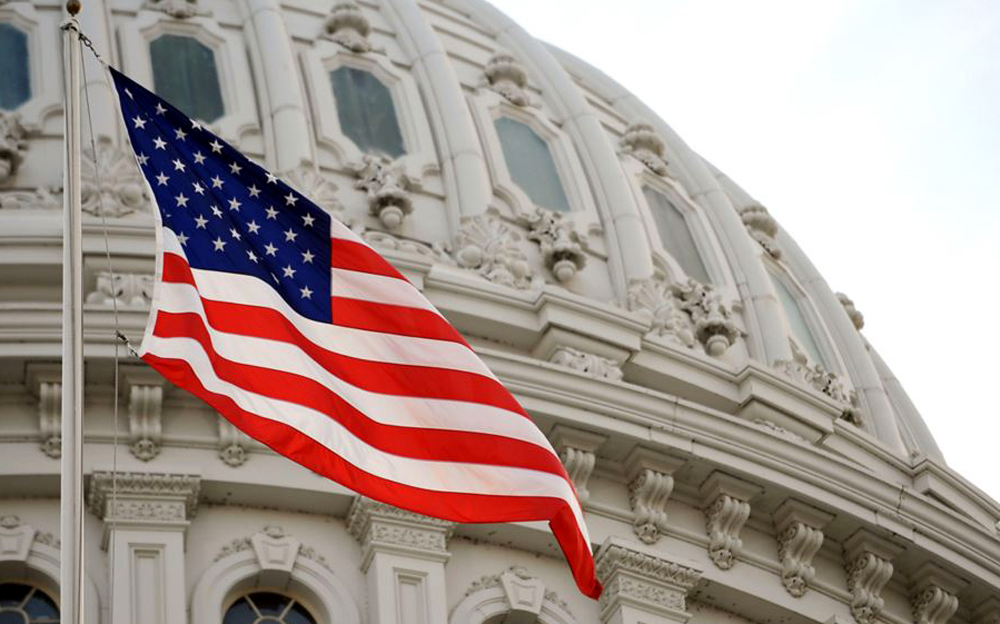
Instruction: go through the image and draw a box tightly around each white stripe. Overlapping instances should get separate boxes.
[330,267,437,313]
[154,281,554,449]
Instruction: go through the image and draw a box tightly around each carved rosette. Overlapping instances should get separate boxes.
[218,417,249,467]
[82,140,150,217]
[86,271,154,307]
[594,540,702,622]
[843,529,903,624]
[0,111,28,183]
[143,0,205,18]
[351,155,413,229]
[448,212,538,290]
[773,499,834,597]
[699,472,762,570]
[619,123,669,176]
[837,292,865,330]
[484,53,532,107]
[911,563,966,624]
[324,1,374,54]
[282,166,344,220]
[738,204,781,258]
[548,425,606,506]
[346,497,455,569]
[625,449,684,544]
[520,211,587,282]
[672,278,741,356]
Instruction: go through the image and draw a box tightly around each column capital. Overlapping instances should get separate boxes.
[346,497,455,570]
[87,469,200,547]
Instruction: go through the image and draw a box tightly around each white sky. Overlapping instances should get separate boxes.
[487,0,1000,502]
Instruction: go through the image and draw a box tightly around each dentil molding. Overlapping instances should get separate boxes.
[699,471,763,570]
[346,497,455,570]
[843,528,904,624]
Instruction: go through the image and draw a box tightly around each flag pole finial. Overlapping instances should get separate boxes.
[66,0,81,15]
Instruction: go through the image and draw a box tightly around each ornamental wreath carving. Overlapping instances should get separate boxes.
[447,212,540,290]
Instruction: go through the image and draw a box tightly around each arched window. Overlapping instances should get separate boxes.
[329,66,405,158]
[770,272,826,366]
[642,186,710,283]
[149,34,225,122]
[224,591,318,624]
[0,583,59,623]
[493,117,570,213]
[0,23,30,110]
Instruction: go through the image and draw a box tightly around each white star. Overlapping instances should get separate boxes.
[228,197,241,211]
[209,139,223,153]
[136,153,149,166]
[283,228,298,242]
[211,205,223,218]
[284,193,297,206]
[176,232,189,246]
[124,88,133,99]
[265,206,279,220]
[247,250,259,263]
[172,158,186,172]
[175,193,189,208]
[230,228,241,240]
[155,172,169,186]
[153,136,167,150]
[248,184,260,198]
[264,242,278,256]
[266,172,278,184]
[212,237,226,251]
[282,265,296,278]
[229,162,242,175]
[192,151,206,165]
[247,220,261,234]
[132,115,146,129]
[191,118,204,131]
[301,249,314,264]
[302,213,315,227]
[155,103,167,115]
[192,181,205,195]
[300,285,313,299]
[174,128,187,141]
[194,215,208,229]
[211,176,224,189]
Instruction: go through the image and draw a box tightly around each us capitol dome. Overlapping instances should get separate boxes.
[0,0,998,622]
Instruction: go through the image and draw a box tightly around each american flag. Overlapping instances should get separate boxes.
[108,67,601,598]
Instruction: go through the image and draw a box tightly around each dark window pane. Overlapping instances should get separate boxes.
[493,117,570,212]
[283,603,317,624]
[0,612,27,624]
[330,66,405,158]
[0,23,31,110]
[642,187,710,283]
[23,588,58,620]
[150,34,225,122]
[222,598,255,624]
[248,592,290,616]
[0,583,30,607]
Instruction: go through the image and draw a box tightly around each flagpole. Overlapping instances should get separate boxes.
[61,1,85,621]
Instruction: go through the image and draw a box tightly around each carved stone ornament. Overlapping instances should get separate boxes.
[548,424,607,505]
[218,417,250,467]
[0,111,27,184]
[282,166,345,220]
[775,341,861,423]
[346,497,455,570]
[751,419,808,444]
[0,186,61,210]
[738,204,781,258]
[627,276,740,356]
[773,499,834,597]
[82,140,150,217]
[699,471,762,570]
[86,271,154,307]
[625,448,685,544]
[626,277,696,349]
[837,292,865,330]
[214,526,332,571]
[323,1,374,54]
[351,224,452,263]
[843,529,903,624]
[87,470,200,547]
[911,563,967,624]
[619,123,669,176]
[549,346,623,381]
[143,0,206,18]
[120,367,165,461]
[594,539,702,622]
[351,155,414,229]
[519,210,587,282]
[0,516,37,562]
[484,52,533,107]
[27,365,62,459]
[447,211,539,290]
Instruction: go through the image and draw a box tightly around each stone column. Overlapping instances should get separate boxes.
[347,497,455,624]
[87,470,200,624]
[594,537,703,624]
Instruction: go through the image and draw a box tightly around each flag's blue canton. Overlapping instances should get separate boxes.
[109,68,332,323]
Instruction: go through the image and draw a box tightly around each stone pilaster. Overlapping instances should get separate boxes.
[911,562,966,624]
[773,498,834,597]
[699,471,762,570]
[843,528,903,624]
[595,537,703,624]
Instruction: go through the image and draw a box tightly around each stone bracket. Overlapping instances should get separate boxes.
[773,498,834,597]
[699,471,762,570]
[548,424,607,505]
[911,562,967,624]
[625,447,685,544]
[119,365,165,462]
[844,528,904,624]
[26,363,62,459]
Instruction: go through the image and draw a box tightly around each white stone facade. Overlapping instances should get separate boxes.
[0,0,998,622]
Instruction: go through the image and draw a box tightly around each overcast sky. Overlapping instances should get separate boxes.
[488,0,1000,501]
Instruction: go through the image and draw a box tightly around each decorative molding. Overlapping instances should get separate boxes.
[121,366,165,461]
[212,525,333,574]
[352,225,452,263]
[619,122,669,176]
[837,292,865,330]
[548,424,607,505]
[346,497,455,570]
[594,538,702,622]
[143,0,206,18]
[87,470,201,548]
[549,346,623,381]
[910,562,966,624]
[699,471,762,570]
[483,52,534,107]
[26,364,61,459]
[775,342,860,423]
[672,278,741,357]
[217,417,250,467]
[351,155,414,229]
[0,110,27,184]
[282,166,345,220]
[738,204,781,258]
[86,271,154,307]
[323,1,375,54]
[447,212,540,290]
[81,140,150,217]
[626,277,696,349]
[0,516,37,562]
[625,448,685,544]
[751,419,808,444]
[0,185,62,210]
[627,276,740,356]
[463,566,571,619]
[519,210,587,283]
[772,498,834,597]
[843,528,903,624]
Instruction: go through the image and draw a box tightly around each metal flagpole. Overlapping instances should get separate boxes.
[61,0,85,621]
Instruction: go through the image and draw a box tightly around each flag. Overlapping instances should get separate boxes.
[107,67,601,598]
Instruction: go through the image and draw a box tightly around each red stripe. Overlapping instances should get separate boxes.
[142,350,602,599]
[329,237,407,280]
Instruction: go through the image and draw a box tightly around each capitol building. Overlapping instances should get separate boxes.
[1,0,998,622]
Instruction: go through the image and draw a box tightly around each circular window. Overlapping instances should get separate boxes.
[0,583,59,624]
[223,592,317,624]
